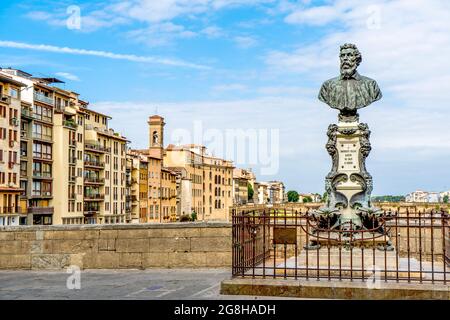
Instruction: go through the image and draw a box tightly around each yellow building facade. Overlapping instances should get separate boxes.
[0,72,26,226]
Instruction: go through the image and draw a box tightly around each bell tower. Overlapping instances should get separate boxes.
[148,115,165,159]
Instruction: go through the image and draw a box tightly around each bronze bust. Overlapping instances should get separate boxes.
[318,43,382,122]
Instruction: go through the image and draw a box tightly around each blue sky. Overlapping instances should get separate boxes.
[1,0,450,195]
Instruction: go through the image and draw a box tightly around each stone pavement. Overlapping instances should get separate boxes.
[0,268,302,300]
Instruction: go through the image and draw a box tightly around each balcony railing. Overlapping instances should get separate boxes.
[27,206,54,214]
[31,191,52,198]
[33,153,52,161]
[0,95,11,104]
[21,106,33,118]
[32,133,53,142]
[63,120,78,129]
[84,177,105,184]
[9,117,19,127]
[85,143,110,153]
[0,206,22,214]
[84,160,105,168]
[32,172,52,179]
[84,194,105,200]
[34,92,54,105]
[84,210,100,216]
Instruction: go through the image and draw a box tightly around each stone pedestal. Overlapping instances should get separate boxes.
[319,120,376,229]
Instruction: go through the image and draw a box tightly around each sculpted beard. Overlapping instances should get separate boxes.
[340,60,357,78]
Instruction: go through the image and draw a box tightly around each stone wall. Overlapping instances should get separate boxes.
[0,222,231,270]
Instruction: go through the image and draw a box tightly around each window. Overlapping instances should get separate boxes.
[33,142,52,159]
[9,87,19,99]
[33,123,52,140]
[33,104,52,122]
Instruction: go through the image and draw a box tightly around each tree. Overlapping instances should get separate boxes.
[190,210,197,221]
[322,192,328,203]
[247,183,254,201]
[443,195,449,203]
[302,196,313,203]
[287,190,299,202]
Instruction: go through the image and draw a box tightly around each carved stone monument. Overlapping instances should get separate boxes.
[314,43,383,231]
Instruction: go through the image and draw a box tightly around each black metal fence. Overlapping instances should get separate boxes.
[232,208,449,284]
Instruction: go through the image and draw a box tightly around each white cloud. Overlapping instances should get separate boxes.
[126,22,197,46]
[200,26,224,38]
[233,36,258,48]
[285,5,340,26]
[55,72,80,82]
[113,0,274,23]
[212,83,248,92]
[0,40,209,69]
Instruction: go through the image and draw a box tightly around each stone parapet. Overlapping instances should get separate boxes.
[0,222,231,270]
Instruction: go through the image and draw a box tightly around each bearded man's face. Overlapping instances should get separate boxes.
[340,48,358,78]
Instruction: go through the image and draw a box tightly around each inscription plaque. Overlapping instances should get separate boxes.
[273,227,297,244]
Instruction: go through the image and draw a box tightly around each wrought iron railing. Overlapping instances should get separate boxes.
[232,208,449,284]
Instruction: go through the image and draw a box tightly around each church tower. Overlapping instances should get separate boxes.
[148,115,165,159]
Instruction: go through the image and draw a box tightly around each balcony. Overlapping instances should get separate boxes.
[32,172,52,179]
[83,209,100,216]
[0,206,22,214]
[63,120,78,130]
[32,133,53,142]
[31,191,52,198]
[27,206,54,215]
[84,177,104,185]
[21,106,33,119]
[9,117,19,127]
[85,143,110,153]
[126,195,138,203]
[21,130,29,140]
[84,194,105,201]
[84,160,105,168]
[33,153,52,161]
[34,92,54,106]
[0,95,11,105]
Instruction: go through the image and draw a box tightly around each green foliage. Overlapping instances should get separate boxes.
[287,190,299,202]
[247,183,254,201]
[302,196,313,203]
[371,195,405,203]
[443,195,449,203]
[322,192,328,203]
[191,211,197,221]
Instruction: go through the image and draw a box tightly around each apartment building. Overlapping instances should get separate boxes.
[0,72,26,226]
[82,107,128,224]
[405,190,440,203]
[127,146,178,223]
[267,181,286,204]
[160,167,177,222]
[232,168,256,205]
[164,144,234,221]
[127,150,148,223]
[2,68,128,225]
[256,182,269,204]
